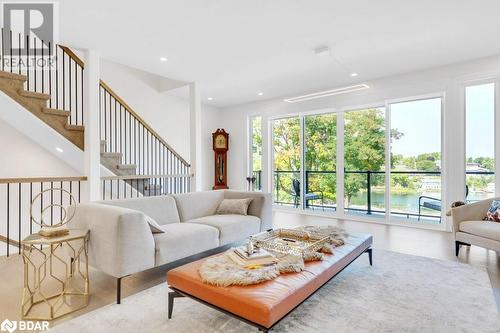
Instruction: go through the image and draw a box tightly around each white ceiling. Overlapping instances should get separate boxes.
[59,0,500,107]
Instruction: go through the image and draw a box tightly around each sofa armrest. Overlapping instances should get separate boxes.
[68,203,156,278]
[450,198,495,234]
[223,190,273,231]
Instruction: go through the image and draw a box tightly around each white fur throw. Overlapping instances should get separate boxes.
[199,225,346,286]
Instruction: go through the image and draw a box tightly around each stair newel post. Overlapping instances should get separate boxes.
[82,50,101,202]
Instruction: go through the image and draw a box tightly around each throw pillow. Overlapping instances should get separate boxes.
[216,198,253,215]
[485,200,500,222]
[145,214,165,233]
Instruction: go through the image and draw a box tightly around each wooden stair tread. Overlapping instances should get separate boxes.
[117,164,137,170]
[42,108,71,117]
[18,89,50,100]
[0,71,27,81]
[101,152,122,157]
[65,124,84,131]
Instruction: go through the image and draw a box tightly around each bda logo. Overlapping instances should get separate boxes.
[0,319,16,333]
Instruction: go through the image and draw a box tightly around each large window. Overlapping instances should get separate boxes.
[466,83,495,200]
[250,116,263,191]
[344,108,386,217]
[304,113,337,211]
[273,117,301,207]
[390,97,442,222]
[263,94,448,227]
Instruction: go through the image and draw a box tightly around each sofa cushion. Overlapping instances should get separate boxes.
[145,214,164,233]
[98,195,180,225]
[187,214,261,245]
[459,220,500,241]
[153,223,219,266]
[216,198,252,215]
[172,191,224,221]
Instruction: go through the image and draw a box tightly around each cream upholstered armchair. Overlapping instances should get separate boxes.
[451,197,500,256]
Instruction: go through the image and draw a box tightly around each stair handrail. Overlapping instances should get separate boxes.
[57,45,190,168]
[58,45,85,69]
[101,173,193,181]
[0,176,87,184]
[99,80,190,167]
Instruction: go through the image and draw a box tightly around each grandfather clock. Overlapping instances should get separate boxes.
[212,129,229,190]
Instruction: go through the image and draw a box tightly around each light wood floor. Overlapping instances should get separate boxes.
[0,211,499,327]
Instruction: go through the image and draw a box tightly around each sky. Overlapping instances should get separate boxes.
[391,98,442,157]
[465,83,495,159]
[391,83,494,159]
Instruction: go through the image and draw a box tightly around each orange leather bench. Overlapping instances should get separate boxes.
[167,234,372,332]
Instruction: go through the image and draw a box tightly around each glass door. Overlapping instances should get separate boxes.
[389,97,442,223]
[343,108,386,218]
[465,83,495,200]
[272,117,301,208]
[304,113,337,211]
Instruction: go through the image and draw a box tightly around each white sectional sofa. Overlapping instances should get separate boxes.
[68,190,272,303]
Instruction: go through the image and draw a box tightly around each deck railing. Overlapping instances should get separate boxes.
[273,170,494,220]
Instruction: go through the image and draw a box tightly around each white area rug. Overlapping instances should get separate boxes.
[50,250,500,333]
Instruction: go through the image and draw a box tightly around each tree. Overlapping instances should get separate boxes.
[252,117,262,171]
[271,109,402,205]
[343,109,402,202]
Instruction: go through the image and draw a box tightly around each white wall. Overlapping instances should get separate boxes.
[0,118,80,255]
[0,118,79,177]
[214,55,500,230]
[100,59,191,161]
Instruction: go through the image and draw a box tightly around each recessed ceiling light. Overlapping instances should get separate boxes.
[159,57,168,62]
[314,45,330,57]
[284,84,370,103]
[56,147,63,153]
[350,72,359,77]
[207,97,213,101]
[257,92,263,96]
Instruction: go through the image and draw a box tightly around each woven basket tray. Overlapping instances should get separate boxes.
[252,228,329,257]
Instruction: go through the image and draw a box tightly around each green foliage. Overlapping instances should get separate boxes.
[252,117,262,171]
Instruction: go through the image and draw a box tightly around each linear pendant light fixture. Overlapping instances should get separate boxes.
[284,84,370,103]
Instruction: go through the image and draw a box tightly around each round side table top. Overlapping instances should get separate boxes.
[21,229,89,245]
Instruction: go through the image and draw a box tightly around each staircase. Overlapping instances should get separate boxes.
[0,69,84,149]
[100,139,162,196]
[0,30,193,257]
[0,29,191,197]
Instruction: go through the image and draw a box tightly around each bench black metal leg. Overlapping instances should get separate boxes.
[365,248,373,266]
[168,291,184,319]
[117,277,122,304]
[455,241,470,256]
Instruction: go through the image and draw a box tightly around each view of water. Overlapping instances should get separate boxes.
[349,190,493,215]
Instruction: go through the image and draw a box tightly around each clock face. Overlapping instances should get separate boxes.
[215,134,227,149]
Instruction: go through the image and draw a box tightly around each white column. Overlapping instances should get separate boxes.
[82,50,100,201]
[336,113,345,216]
[189,82,202,191]
[444,82,464,231]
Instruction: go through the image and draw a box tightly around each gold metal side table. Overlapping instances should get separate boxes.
[21,229,90,321]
